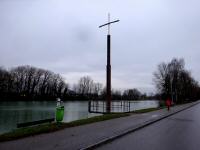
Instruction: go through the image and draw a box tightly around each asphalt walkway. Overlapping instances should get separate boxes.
[96,101,200,150]
[0,101,199,150]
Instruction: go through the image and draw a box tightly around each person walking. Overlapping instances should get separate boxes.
[166,98,172,111]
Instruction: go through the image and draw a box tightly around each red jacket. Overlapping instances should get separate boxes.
[166,99,171,106]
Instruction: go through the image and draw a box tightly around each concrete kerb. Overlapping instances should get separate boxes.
[80,101,200,150]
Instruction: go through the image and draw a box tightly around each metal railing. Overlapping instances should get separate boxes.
[88,100,130,114]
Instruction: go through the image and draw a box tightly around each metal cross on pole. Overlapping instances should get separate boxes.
[99,14,120,113]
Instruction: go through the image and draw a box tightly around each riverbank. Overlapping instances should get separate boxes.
[0,101,199,150]
[0,107,163,142]
[0,100,159,134]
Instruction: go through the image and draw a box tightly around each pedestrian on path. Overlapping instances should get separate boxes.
[166,97,172,111]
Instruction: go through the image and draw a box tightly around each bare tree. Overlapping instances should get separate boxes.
[6,66,68,100]
[153,58,200,103]
[0,67,12,99]
[77,76,94,95]
[93,82,103,95]
[123,88,141,100]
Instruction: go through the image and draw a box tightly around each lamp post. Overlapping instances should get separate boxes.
[170,76,174,104]
[99,14,119,113]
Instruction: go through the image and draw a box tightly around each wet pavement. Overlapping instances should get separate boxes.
[97,102,200,150]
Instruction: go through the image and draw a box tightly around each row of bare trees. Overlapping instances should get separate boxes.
[0,66,146,101]
[2,58,199,102]
[122,88,142,100]
[153,58,200,103]
[73,76,147,100]
[0,66,68,100]
[73,76,103,96]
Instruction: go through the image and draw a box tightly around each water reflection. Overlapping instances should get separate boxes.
[130,100,159,111]
[0,101,55,134]
[0,100,158,134]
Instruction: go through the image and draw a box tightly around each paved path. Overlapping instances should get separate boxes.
[97,101,200,150]
[0,101,199,150]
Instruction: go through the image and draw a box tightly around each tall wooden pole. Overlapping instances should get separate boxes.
[106,34,111,112]
[99,14,119,113]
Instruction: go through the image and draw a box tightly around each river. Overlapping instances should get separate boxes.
[0,100,159,134]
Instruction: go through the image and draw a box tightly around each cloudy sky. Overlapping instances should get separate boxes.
[0,0,200,93]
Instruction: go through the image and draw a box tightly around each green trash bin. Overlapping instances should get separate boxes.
[56,106,64,122]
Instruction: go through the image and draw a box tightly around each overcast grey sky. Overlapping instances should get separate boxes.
[0,0,200,93]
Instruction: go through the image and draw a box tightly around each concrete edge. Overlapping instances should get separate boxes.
[80,101,200,150]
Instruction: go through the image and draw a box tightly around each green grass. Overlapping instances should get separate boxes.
[0,107,167,142]
[132,107,165,113]
[0,113,129,142]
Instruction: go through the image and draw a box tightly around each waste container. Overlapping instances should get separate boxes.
[56,98,64,122]
[56,106,64,122]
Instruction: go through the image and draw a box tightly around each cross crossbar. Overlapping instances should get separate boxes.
[99,20,120,28]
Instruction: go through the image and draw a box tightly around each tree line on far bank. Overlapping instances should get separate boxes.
[0,58,200,103]
[0,66,68,101]
[0,66,147,101]
[153,58,200,104]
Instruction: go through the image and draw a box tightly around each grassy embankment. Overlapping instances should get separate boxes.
[0,107,165,142]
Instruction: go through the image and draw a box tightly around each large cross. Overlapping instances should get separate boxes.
[99,14,120,113]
